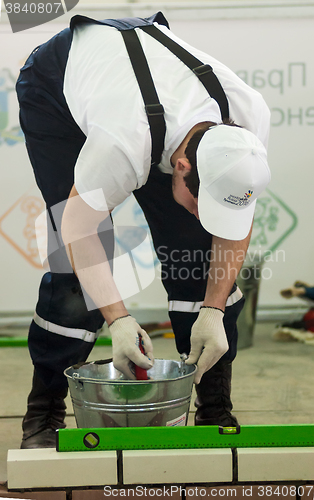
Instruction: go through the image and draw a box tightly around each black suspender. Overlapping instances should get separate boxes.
[71,13,229,166]
[121,30,166,167]
[141,25,229,122]
[120,24,229,167]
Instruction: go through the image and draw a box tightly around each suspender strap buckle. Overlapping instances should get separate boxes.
[141,24,229,120]
[145,103,165,116]
[193,64,213,76]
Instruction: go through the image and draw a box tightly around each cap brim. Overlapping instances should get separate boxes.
[198,183,256,240]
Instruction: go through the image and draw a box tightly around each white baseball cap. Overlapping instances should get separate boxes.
[196,125,271,240]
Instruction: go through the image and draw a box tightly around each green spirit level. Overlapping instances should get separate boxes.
[56,424,314,452]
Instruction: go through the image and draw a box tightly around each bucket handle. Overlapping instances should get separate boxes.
[72,372,84,391]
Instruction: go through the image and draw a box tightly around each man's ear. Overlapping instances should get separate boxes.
[175,158,191,173]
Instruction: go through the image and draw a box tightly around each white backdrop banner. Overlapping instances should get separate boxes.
[0,14,313,313]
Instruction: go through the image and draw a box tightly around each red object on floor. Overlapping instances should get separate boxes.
[134,337,148,380]
[158,321,172,328]
[303,308,314,332]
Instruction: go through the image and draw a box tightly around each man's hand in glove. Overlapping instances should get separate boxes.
[109,315,154,379]
[185,307,228,384]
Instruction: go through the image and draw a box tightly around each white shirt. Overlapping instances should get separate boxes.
[64,22,270,211]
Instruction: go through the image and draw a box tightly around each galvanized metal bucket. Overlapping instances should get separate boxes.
[64,359,196,428]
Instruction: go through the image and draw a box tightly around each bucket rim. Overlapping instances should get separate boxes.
[64,358,197,385]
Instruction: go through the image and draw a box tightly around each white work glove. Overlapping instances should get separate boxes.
[185,307,229,384]
[109,315,154,379]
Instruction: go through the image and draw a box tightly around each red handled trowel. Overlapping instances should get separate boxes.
[134,337,149,380]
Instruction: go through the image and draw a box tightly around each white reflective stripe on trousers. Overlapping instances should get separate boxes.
[168,286,243,313]
[33,312,100,343]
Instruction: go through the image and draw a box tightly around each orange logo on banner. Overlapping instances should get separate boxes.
[0,192,45,268]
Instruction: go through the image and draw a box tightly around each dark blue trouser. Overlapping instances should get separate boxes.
[16,27,244,392]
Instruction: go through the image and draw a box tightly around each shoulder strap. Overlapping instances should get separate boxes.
[121,29,166,167]
[70,14,228,166]
[70,12,169,32]
[140,24,229,121]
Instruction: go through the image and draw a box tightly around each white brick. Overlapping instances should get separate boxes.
[238,447,314,482]
[7,448,117,489]
[123,448,233,484]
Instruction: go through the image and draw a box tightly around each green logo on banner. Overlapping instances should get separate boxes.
[0,68,24,146]
[251,188,298,253]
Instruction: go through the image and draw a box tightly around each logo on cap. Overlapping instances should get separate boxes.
[224,190,253,207]
[245,190,253,198]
